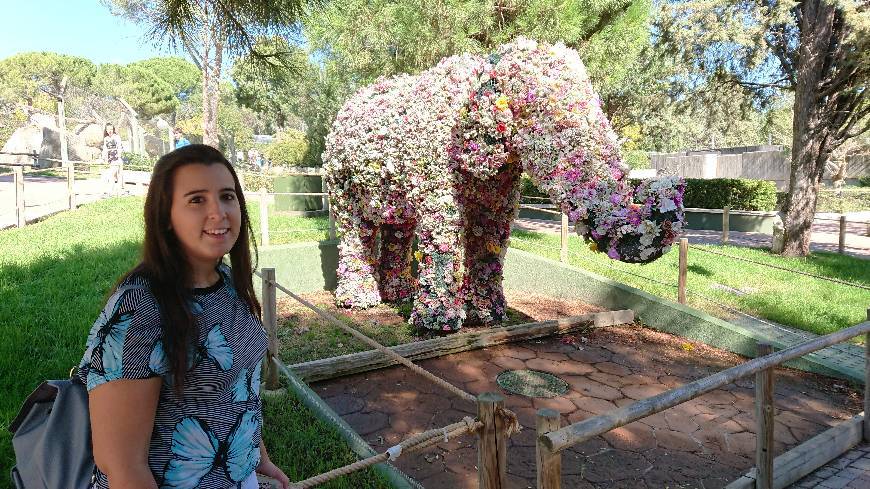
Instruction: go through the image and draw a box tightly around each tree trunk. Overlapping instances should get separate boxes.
[781,0,836,257]
[200,6,223,148]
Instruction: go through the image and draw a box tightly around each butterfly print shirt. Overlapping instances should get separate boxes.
[78,265,268,489]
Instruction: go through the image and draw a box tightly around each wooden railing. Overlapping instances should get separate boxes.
[535,311,870,489]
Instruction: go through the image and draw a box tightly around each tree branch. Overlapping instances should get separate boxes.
[581,3,633,42]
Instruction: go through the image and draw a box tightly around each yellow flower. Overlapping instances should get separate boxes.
[588,242,598,252]
[414,251,424,262]
[494,95,510,111]
[486,242,501,255]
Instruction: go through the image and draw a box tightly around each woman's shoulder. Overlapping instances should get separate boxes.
[111,273,159,315]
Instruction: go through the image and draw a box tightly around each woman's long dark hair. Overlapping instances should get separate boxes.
[119,144,260,390]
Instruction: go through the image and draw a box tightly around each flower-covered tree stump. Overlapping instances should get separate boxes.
[324,38,685,331]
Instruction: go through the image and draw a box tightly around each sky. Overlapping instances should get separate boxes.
[0,0,183,64]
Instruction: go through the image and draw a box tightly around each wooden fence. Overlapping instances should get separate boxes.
[535,311,870,489]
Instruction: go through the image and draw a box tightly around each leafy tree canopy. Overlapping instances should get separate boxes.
[0,52,96,110]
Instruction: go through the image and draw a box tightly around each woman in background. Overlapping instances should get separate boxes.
[101,123,124,196]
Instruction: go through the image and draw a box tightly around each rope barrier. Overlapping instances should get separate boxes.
[687,245,870,291]
[255,271,478,404]
[266,229,331,235]
[518,204,562,216]
[287,411,482,488]
[244,192,329,197]
[519,195,551,201]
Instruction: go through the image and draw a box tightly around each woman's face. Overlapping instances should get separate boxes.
[106,125,115,135]
[169,163,242,274]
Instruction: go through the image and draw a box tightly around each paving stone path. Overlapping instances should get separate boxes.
[312,326,860,488]
[789,443,870,488]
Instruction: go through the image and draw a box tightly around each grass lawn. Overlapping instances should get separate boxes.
[509,230,870,336]
[3,195,868,489]
[0,197,388,489]
[246,200,332,246]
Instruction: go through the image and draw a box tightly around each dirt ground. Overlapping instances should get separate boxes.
[298,294,862,489]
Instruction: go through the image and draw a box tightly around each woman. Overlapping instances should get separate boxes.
[78,144,290,488]
[101,123,124,196]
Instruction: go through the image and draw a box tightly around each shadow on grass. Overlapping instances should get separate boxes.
[0,240,141,489]
[687,264,714,277]
[0,239,391,489]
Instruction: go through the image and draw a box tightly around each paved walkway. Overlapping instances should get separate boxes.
[789,443,870,488]
[0,174,146,229]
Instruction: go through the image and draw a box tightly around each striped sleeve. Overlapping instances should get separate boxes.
[83,288,164,391]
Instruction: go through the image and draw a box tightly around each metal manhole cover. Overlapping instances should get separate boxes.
[496,369,568,398]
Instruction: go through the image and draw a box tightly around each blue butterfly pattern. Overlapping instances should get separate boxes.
[231,361,262,402]
[149,323,233,375]
[85,304,136,389]
[162,410,260,489]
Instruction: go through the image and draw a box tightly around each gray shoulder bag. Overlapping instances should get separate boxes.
[8,285,142,489]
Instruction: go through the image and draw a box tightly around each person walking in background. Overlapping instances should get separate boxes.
[174,128,191,149]
[101,123,124,196]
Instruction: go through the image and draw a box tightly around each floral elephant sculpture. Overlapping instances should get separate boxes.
[324,38,685,331]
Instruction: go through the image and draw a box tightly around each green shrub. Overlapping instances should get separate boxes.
[777,189,870,213]
[681,178,778,211]
[121,152,157,170]
[520,173,548,201]
[240,171,276,192]
[859,176,870,187]
[265,129,308,167]
[816,189,870,213]
[622,149,650,169]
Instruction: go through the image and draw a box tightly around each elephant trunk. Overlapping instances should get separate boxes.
[562,175,686,264]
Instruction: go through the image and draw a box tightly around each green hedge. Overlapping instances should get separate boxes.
[681,178,778,211]
[241,172,276,192]
[522,174,778,211]
[520,173,548,200]
[265,129,308,167]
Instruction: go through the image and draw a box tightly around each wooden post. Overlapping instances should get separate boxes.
[839,215,847,254]
[118,159,125,194]
[57,76,69,168]
[560,213,569,263]
[478,393,507,489]
[864,308,869,442]
[536,409,561,489]
[58,98,69,168]
[261,268,279,390]
[14,166,25,228]
[755,343,775,489]
[259,187,270,246]
[678,238,688,304]
[722,206,730,244]
[67,165,75,210]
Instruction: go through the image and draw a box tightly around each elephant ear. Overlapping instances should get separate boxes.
[449,66,517,180]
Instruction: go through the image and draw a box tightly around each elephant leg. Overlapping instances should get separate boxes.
[378,221,417,303]
[334,210,382,309]
[411,197,465,331]
[461,166,522,325]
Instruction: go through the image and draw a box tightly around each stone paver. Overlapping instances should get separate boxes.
[789,443,870,489]
[312,325,860,489]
